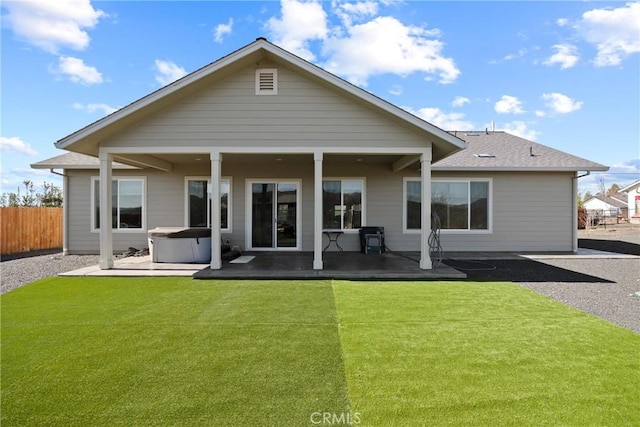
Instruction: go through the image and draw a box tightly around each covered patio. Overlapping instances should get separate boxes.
[194,251,465,280]
[60,251,466,280]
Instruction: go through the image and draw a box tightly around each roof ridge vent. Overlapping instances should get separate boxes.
[474,153,496,158]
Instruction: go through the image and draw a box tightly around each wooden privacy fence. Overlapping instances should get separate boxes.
[1,208,63,255]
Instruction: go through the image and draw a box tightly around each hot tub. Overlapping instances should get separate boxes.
[147,227,211,263]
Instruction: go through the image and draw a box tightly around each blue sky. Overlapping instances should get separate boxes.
[1,0,639,196]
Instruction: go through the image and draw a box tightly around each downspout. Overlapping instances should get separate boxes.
[572,171,590,253]
[50,169,69,255]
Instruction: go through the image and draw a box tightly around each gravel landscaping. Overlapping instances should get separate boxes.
[1,253,99,294]
[2,224,639,333]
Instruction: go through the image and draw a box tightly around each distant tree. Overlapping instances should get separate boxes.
[20,180,37,207]
[577,193,584,208]
[0,180,63,207]
[606,183,620,196]
[0,191,20,207]
[39,182,63,207]
[583,191,593,201]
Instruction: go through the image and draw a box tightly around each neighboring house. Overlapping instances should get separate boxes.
[619,180,640,223]
[31,38,607,271]
[583,194,628,218]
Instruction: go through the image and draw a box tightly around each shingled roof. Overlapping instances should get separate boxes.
[433,131,608,172]
[31,152,136,170]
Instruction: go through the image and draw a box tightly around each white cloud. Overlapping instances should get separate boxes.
[535,110,546,118]
[154,59,187,86]
[494,95,525,114]
[405,107,474,131]
[452,96,470,108]
[576,2,640,66]
[579,158,640,194]
[265,0,460,86]
[388,85,402,96]
[556,18,569,27]
[265,0,328,61]
[0,136,38,156]
[214,18,233,43]
[611,158,640,175]
[73,102,119,115]
[496,121,539,141]
[333,1,379,26]
[1,0,106,53]
[55,56,103,85]
[322,16,459,85]
[542,92,583,114]
[504,48,527,61]
[543,43,579,69]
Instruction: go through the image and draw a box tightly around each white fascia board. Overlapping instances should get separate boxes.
[432,166,610,172]
[100,146,431,155]
[620,180,640,192]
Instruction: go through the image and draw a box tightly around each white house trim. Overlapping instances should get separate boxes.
[314,151,323,270]
[98,152,113,269]
[210,152,222,269]
[96,146,435,155]
[420,153,432,270]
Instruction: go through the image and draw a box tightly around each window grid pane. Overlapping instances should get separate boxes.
[322,180,363,230]
[342,180,362,229]
[322,181,342,229]
[406,180,421,230]
[188,180,208,227]
[470,182,489,230]
[95,179,143,230]
[118,180,142,229]
[187,179,230,229]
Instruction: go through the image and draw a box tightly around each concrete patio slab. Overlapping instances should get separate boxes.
[60,255,207,277]
[59,247,637,279]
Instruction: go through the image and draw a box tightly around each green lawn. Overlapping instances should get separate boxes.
[2,278,638,426]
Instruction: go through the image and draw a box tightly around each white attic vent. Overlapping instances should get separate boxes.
[256,69,277,95]
[475,153,496,158]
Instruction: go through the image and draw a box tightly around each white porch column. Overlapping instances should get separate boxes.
[99,151,114,269]
[313,151,324,270]
[420,152,433,270]
[210,152,222,270]
[62,171,69,255]
[572,172,579,253]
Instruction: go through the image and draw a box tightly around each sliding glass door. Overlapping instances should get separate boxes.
[249,181,300,250]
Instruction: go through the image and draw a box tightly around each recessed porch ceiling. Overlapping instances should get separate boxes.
[112,152,421,170]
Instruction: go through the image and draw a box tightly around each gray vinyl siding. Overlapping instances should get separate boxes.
[67,166,207,254]
[430,171,575,252]
[102,65,429,150]
[66,165,576,254]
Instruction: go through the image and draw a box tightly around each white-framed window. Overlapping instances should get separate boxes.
[255,68,277,95]
[185,177,232,232]
[322,178,365,231]
[403,178,492,233]
[91,177,146,232]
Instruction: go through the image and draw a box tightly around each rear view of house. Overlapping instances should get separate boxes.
[32,38,607,271]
